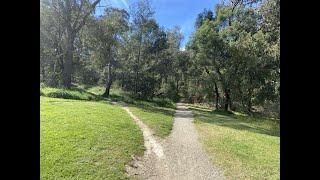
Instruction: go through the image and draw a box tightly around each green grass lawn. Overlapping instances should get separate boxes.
[129,104,175,138]
[188,104,280,180]
[40,97,144,179]
[40,84,176,179]
[81,85,177,138]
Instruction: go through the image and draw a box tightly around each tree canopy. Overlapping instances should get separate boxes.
[40,0,280,117]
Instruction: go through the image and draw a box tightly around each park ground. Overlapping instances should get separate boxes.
[40,85,279,179]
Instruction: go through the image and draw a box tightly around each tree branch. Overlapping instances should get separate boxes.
[72,0,84,30]
[74,0,101,33]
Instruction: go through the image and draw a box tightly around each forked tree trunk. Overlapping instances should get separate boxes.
[62,0,101,88]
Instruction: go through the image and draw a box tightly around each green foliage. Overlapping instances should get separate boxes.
[186,0,279,115]
[161,81,179,102]
[40,0,279,117]
[195,9,214,29]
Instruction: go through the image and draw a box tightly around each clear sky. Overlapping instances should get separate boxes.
[95,0,219,49]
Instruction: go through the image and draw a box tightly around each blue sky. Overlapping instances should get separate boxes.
[95,0,219,49]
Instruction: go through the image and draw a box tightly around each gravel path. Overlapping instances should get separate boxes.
[125,103,224,180]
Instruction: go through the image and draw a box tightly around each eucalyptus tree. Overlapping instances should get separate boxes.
[195,9,214,29]
[193,18,233,110]
[41,0,102,88]
[87,7,129,97]
[40,0,65,86]
[120,0,169,98]
[189,0,279,112]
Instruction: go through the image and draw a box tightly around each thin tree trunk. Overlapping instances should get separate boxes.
[103,81,112,98]
[214,82,219,109]
[247,88,253,113]
[135,32,143,96]
[224,88,231,111]
[103,62,113,97]
[247,99,252,113]
[176,78,179,95]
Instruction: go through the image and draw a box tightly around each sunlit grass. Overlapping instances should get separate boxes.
[129,104,176,138]
[188,104,280,180]
[40,97,144,179]
[40,84,177,178]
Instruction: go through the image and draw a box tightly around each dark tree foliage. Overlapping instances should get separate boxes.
[195,9,214,29]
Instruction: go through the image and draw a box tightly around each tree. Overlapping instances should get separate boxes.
[195,9,214,29]
[88,7,129,97]
[188,0,279,114]
[41,0,102,88]
[119,0,167,98]
[193,19,232,110]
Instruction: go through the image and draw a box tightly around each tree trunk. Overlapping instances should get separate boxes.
[246,88,253,113]
[224,88,231,111]
[176,78,179,95]
[62,34,74,88]
[247,99,252,113]
[103,81,112,98]
[103,46,114,98]
[103,62,113,97]
[135,31,143,96]
[214,82,219,109]
[62,0,74,89]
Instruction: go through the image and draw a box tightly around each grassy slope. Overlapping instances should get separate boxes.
[85,85,176,138]
[41,85,176,179]
[40,97,144,179]
[188,104,280,180]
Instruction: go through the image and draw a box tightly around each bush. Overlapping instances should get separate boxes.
[46,91,80,100]
[41,87,99,101]
[263,101,280,119]
[152,98,176,109]
[161,81,180,102]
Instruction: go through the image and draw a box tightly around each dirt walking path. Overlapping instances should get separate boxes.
[123,103,224,180]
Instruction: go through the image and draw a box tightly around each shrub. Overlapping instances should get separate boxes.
[41,87,99,101]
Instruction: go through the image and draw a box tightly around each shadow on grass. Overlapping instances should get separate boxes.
[42,85,176,117]
[109,93,175,109]
[191,107,280,137]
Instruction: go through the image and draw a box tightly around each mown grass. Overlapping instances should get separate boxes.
[187,104,280,180]
[129,104,175,138]
[74,85,176,138]
[40,97,144,179]
[40,84,176,178]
